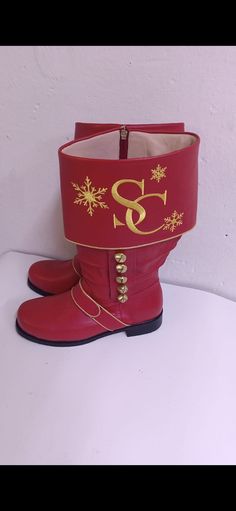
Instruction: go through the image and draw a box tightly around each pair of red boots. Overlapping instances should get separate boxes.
[16,121,200,347]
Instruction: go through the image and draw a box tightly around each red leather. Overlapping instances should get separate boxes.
[28,255,80,295]
[17,240,178,342]
[28,121,187,295]
[59,130,199,249]
[17,126,200,344]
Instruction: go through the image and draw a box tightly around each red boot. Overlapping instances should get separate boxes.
[28,121,185,295]
[17,126,199,346]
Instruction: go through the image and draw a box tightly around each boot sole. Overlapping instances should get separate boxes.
[15,312,163,347]
[27,278,54,297]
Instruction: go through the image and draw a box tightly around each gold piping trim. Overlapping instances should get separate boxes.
[79,280,129,327]
[78,279,101,318]
[72,257,81,277]
[71,280,129,327]
[71,288,112,331]
[64,224,196,251]
[91,317,113,332]
[71,286,101,319]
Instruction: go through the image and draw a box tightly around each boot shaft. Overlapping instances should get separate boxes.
[58,127,199,324]
[75,238,179,325]
[77,238,179,303]
[73,121,187,266]
[59,127,199,250]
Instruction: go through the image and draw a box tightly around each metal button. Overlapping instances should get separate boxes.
[117,285,128,294]
[117,294,128,303]
[116,276,127,284]
[116,264,127,274]
[114,253,127,263]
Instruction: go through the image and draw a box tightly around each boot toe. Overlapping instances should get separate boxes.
[16,296,51,341]
[28,260,79,295]
[16,291,104,344]
[28,260,57,294]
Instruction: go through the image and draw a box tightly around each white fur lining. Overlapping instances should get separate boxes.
[62,130,196,159]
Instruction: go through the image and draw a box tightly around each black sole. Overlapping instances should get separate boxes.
[27,278,54,297]
[15,311,163,347]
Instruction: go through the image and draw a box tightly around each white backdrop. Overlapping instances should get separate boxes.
[0,46,235,300]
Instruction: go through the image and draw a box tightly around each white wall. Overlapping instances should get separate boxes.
[0,46,235,300]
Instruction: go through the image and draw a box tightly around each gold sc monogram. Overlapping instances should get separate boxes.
[111,179,167,236]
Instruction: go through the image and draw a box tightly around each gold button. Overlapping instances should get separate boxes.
[114,253,126,263]
[116,276,127,284]
[117,285,128,294]
[116,264,127,274]
[117,294,128,303]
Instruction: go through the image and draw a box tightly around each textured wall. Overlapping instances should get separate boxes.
[0,46,235,300]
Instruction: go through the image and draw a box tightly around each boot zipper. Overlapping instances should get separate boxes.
[119,125,129,160]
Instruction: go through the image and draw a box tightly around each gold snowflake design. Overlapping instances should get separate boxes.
[150,164,167,183]
[163,210,184,232]
[71,176,109,217]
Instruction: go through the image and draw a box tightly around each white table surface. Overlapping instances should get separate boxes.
[0,251,236,465]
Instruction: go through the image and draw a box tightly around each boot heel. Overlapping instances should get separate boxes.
[125,312,163,337]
